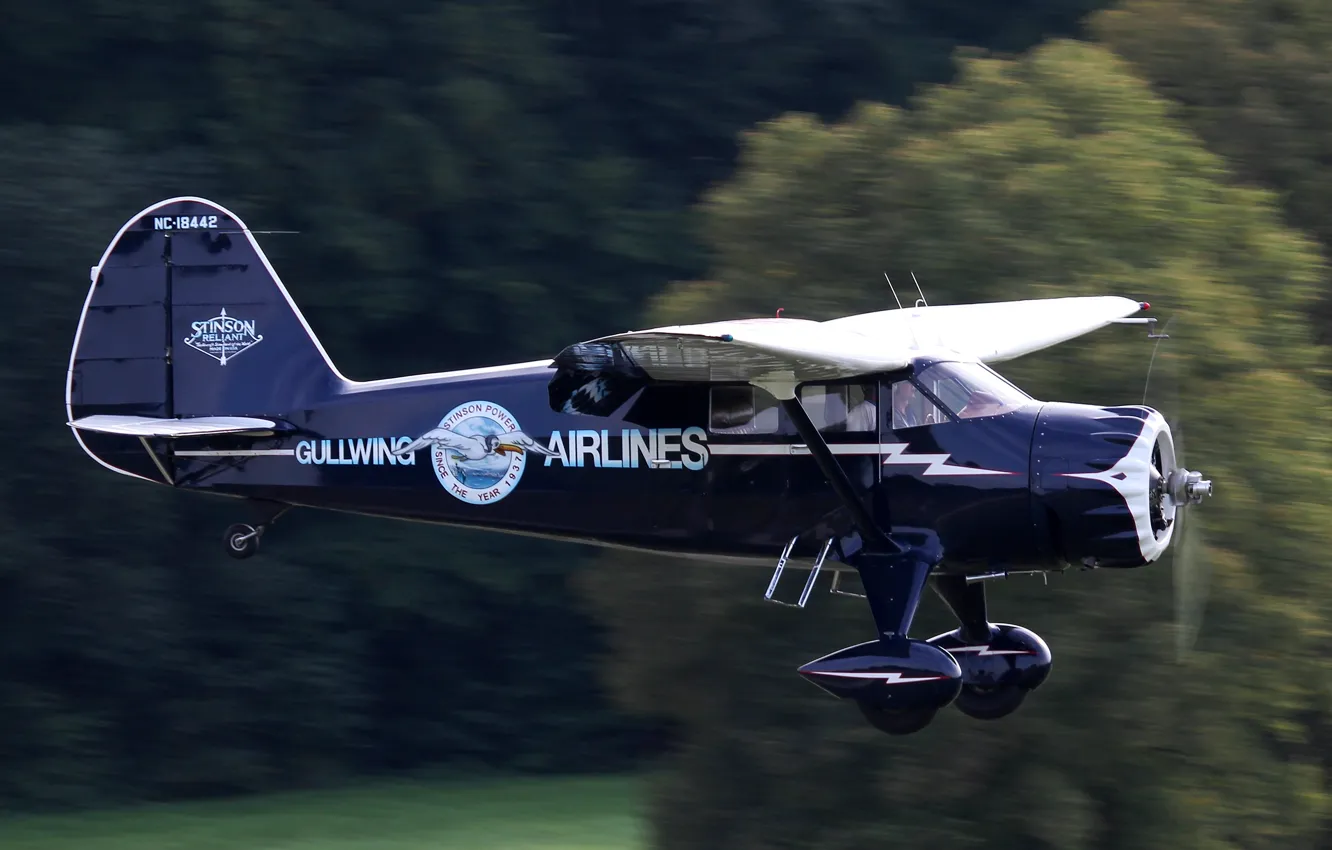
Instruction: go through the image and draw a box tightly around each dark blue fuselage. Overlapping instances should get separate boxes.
[95,361,1064,571]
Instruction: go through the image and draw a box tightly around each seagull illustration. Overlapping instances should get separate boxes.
[393,428,556,462]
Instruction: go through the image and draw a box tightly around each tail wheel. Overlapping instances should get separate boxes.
[954,684,1027,720]
[857,701,938,735]
[223,523,260,559]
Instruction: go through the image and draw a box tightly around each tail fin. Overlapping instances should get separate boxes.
[66,197,342,480]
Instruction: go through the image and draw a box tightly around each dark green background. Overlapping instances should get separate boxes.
[4,2,1332,847]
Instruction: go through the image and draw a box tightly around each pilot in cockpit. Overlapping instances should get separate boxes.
[958,388,1007,419]
[892,380,922,430]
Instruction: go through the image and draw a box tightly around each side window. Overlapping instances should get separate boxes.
[710,385,784,434]
[798,383,877,433]
[890,380,946,430]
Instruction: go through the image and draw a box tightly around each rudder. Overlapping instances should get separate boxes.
[67,197,342,479]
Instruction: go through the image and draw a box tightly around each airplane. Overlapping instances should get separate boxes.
[65,197,1214,735]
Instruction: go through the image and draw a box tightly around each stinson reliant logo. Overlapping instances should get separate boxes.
[183,308,263,365]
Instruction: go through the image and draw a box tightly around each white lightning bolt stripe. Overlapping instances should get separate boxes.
[945,646,1033,656]
[175,449,295,457]
[708,443,882,456]
[804,671,949,684]
[879,443,1017,477]
[708,442,1018,476]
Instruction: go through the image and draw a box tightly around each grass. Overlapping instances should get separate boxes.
[0,774,644,850]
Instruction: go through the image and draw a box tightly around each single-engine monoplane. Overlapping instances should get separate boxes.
[66,198,1213,734]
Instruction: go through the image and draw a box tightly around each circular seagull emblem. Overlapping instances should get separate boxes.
[394,401,554,504]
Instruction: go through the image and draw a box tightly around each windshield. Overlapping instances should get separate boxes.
[914,361,1032,420]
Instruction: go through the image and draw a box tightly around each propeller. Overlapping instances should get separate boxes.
[1140,315,1214,660]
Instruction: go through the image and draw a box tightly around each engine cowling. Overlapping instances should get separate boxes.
[1031,403,1176,568]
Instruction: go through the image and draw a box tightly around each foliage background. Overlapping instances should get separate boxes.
[2,1,1331,847]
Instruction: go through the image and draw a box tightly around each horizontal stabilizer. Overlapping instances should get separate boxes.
[68,415,281,438]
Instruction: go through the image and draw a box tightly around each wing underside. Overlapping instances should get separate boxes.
[556,295,1145,386]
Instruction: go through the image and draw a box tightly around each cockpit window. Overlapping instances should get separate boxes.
[891,380,946,429]
[914,361,1031,420]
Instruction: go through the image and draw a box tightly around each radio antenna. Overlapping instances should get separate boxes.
[884,272,903,309]
[911,270,929,307]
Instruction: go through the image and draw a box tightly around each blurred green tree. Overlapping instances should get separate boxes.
[577,39,1332,850]
[0,0,1117,378]
[0,126,641,809]
[0,0,1127,809]
[1092,0,1332,344]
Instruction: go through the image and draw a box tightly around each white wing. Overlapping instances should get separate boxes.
[822,296,1147,364]
[395,427,482,458]
[564,295,1144,388]
[495,430,558,456]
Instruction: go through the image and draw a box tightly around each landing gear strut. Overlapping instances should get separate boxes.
[775,396,960,735]
[769,394,1049,734]
[222,503,291,559]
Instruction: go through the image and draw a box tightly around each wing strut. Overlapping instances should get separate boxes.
[778,398,903,555]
